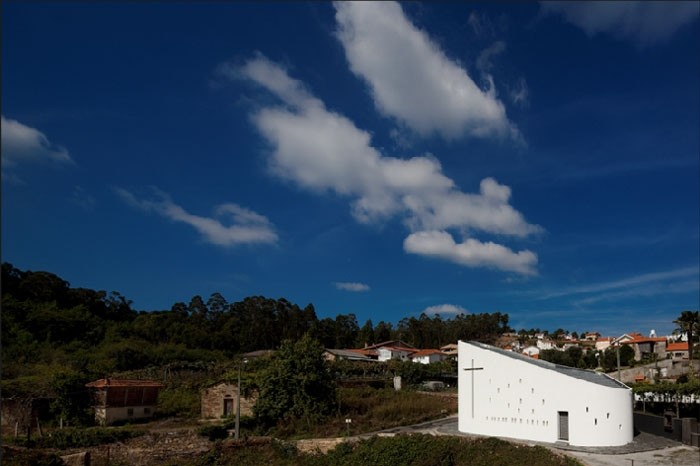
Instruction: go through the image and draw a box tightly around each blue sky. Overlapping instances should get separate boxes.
[3,2,699,338]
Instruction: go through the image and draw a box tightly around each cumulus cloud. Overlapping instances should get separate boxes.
[334,2,519,141]
[334,282,371,292]
[423,303,469,316]
[1,116,73,178]
[404,230,538,276]
[231,55,540,275]
[541,1,700,47]
[115,187,278,247]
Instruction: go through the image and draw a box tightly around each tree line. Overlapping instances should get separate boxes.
[2,263,509,383]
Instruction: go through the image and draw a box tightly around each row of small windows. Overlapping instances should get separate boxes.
[490,397,547,406]
[486,416,550,427]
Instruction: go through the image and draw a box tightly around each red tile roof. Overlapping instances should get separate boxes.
[85,379,164,389]
[410,349,444,357]
[667,342,690,352]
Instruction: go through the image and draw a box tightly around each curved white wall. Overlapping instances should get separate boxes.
[458,341,633,447]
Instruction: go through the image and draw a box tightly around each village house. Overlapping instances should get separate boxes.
[378,345,416,362]
[200,381,256,419]
[353,340,416,361]
[521,345,540,358]
[458,341,633,447]
[323,348,376,362]
[85,379,163,426]
[536,338,555,351]
[666,342,690,361]
[440,343,459,359]
[410,349,447,364]
[595,337,613,352]
[616,332,667,361]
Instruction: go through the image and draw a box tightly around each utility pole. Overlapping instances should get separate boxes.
[235,358,247,440]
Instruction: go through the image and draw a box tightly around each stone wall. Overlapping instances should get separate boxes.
[200,382,255,419]
[614,359,700,384]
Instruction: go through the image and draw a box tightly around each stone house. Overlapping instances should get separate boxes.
[200,381,255,420]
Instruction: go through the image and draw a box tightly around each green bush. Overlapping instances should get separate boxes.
[157,386,200,418]
[198,424,230,441]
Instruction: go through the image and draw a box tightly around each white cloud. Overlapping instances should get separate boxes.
[232,55,540,275]
[334,282,371,292]
[541,1,700,47]
[115,187,278,247]
[476,41,506,75]
[423,303,469,316]
[539,266,700,300]
[1,116,73,178]
[509,78,529,108]
[334,2,519,141]
[404,230,538,276]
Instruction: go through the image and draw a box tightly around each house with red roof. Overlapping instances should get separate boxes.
[666,342,690,361]
[616,332,667,361]
[85,379,163,426]
[377,345,417,362]
[410,349,447,364]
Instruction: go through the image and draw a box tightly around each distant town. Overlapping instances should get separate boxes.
[2,263,699,465]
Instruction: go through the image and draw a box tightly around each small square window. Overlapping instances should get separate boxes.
[127,408,134,416]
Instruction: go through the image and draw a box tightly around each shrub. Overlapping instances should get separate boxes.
[198,424,230,441]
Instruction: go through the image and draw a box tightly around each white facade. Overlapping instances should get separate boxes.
[411,352,446,364]
[377,347,414,362]
[94,405,156,426]
[458,341,633,447]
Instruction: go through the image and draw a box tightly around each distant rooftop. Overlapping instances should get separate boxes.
[464,341,629,390]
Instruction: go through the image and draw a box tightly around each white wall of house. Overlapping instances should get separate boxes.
[458,341,633,447]
[412,353,445,364]
[95,405,157,426]
[377,347,412,362]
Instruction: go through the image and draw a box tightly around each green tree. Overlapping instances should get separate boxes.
[254,334,337,429]
[50,371,93,426]
[674,310,700,367]
[357,319,375,347]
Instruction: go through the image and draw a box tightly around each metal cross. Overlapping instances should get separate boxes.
[463,358,484,418]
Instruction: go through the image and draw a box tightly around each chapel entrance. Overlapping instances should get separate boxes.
[558,411,569,441]
[224,397,234,417]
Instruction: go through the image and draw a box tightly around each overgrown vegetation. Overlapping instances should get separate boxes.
[0,262,498,431]
[4,426,145,449]
[271,387,456,439]
[166,435,582,466]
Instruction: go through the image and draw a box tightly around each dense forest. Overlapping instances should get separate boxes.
[1,263,509,392]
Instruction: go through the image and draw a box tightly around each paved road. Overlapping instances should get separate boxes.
[416,417,700,466]
[565,446,698,466]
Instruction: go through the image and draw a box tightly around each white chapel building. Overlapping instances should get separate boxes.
[458,341,633,447]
